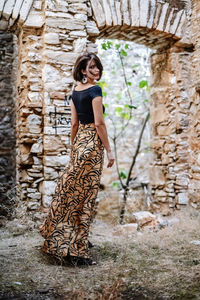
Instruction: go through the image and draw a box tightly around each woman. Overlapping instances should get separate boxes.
[39,52,114,266]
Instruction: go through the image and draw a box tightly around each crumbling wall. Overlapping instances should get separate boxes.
[150,44,193,215]
[188,0,200,209]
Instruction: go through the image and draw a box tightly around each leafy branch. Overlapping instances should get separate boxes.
[100,40,150,224]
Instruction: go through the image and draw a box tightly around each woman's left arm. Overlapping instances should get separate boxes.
[70,99,79,144]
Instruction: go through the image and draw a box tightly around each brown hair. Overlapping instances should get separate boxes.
[72,52,103,82]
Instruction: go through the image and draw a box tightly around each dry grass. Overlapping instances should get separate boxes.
[0,206,200,299]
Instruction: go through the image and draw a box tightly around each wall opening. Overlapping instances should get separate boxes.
[94,38,151,223]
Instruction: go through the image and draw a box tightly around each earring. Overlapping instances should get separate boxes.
[82,74,88,84]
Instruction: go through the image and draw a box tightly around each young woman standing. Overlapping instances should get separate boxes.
[39,52,114,266]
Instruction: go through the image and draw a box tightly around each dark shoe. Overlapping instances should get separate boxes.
[78,257,97,266]
[88,240,94,248]
[67,255,96,266]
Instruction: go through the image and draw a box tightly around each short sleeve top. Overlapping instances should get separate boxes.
[71,85,105,124]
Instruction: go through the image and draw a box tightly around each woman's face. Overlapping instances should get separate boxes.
[82,59,100,81]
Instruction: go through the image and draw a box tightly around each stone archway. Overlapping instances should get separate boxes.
[88,0,188,49]
[2,0,200,221]
[87,0,192,215]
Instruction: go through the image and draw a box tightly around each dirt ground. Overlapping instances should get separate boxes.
[0,206,200,300]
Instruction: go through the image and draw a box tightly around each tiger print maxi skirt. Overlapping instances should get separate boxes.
[39,123,104,260]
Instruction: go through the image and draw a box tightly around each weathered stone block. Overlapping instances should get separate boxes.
[150,139,165,150]
[69,31,87,37]
[42,195,52,208]
[27,188,37,193]
[44,33,60,44]
[132,211,157,227]
[27,192,41,200]
[24,11,45,27]
[74,13,87,21]
[149,166,166,185]
[73,38,87,53]
[28,92,42,105]
[175,177,189,187]
[42,64,61,83]
[130,0,139,27]
[33,1,42,10]
[43,50,77,65]
[155,190,167,197]
[44,155,69,167]
[157,124,173,136]
[46,17,85,30]
[90,0,106,28]
[68,2,88,13]
[43,135,66,152]
[27,171,42,177]
[177,193,188,205]
[27,200,40,210]
[151,106,169,124]
[40,180,57,195]
[86,20,100,36]
[44,167,58,180]
[27,114,42,134]
[139,0,149,27]
[190,180,200,190]
[30,140,43,154]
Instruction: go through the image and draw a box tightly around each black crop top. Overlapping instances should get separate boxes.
[71,85,105,124]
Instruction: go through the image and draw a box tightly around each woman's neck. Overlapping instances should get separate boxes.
[80,80,96,86]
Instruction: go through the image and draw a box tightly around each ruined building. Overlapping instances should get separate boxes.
[0,0,200,221]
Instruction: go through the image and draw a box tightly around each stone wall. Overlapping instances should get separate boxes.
[0,32,17,219]
[16,26,45,212]
[188,0,200,209]
[15,1,91,215]
[2,0,200,222]
[149,45,193,215]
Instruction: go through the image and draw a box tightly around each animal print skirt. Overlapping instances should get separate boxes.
[39,123,104,260]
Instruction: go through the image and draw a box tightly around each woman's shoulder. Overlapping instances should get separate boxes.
[90,85,102,100]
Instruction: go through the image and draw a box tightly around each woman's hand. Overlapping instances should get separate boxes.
[106,150,115,168]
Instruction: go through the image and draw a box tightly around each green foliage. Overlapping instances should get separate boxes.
[120,170,127,179]
[102,41,113,50]
[99,39,150,195]
[125,44,129,49]
[120,112,130,120]
[139,80,148,88]
[100,39,149,129]
[115,107,123,113]
[124,104,137,110]
[132,64,140,69]
[120,49,127,56]
[112,181,120,188]
[116,93,122,100]
[139,80,150,92]
[98,80,107,89]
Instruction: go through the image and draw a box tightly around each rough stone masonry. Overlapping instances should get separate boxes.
[0,0,200,221]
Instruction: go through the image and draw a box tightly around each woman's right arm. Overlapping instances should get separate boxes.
[92,96,115,168]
